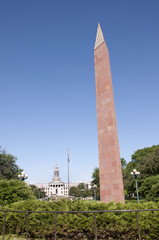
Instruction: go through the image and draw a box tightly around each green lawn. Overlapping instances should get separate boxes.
[125,199,146,204]
[0,235,44,240]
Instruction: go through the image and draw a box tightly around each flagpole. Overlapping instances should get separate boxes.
[67,149,70,200]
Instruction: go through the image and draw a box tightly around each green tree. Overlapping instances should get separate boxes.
[0,148,22,180]
[69,184,92,198]
[0,179,36,205]
[121,158,127,169]
[69,186,78,196]
[91,168,100,200]
[30,185,46,199]
[131,145,159,178]
[78,182,86,190]
[91,167,99,187]
[123,145,159,195]
[139,175,159,201]
[123,161,137,194]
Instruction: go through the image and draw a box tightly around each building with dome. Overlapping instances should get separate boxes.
[33,164,91,198]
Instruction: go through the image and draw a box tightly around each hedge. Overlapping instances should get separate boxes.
[0,200,159,239]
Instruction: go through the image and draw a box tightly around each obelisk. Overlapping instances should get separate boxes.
[94,23,125,203]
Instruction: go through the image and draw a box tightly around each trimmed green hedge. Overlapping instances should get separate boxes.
[0,200,159,239]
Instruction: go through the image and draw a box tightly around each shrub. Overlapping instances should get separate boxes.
[0,200,158,239]
[0,179,36,205]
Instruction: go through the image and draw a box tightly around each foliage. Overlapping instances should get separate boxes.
[121,158,127,169]
[0,200,159,239]
[131,145,159,163]
[69,183,92,198]
[0,148,22,180]
[91,167,100,200]
[91,167,99,187]
[69,186,78,196]
[0,179,36,205]
[78,182,86,190]
[131,145,159,178]
[123,145,159,195]
[139,175,159,201]
[30,185,46,199]
[122,161,137,194]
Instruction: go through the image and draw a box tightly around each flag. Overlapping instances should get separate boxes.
[67,149,70,162]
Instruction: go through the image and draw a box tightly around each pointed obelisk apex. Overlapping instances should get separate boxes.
[94,23,105,49]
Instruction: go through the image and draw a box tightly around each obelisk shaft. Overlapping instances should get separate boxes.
[94,24,125,203]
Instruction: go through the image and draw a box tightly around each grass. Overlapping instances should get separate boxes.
[0,235,44,240]
[125,199,146,204]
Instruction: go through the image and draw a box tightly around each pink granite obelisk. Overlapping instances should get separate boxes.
[94,23,125,203]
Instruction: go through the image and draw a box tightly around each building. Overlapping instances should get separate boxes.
[94,23,125,203]
[33,164,91,198]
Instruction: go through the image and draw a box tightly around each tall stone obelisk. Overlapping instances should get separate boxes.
[94,23,125,203]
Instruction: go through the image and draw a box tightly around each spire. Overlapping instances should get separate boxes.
[94,23,105,50]
[53,164,60,182]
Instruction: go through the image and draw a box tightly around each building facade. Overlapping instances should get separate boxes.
[33,164,91,198]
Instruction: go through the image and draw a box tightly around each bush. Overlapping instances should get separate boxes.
[139,175,159,201]
[0,179,36,205]
[0,200,159,239]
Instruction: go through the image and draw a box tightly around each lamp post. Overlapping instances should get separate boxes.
[38,188,41,200]
[18,171,28,181]
[67,149,70,200]
[80,189,84,199]
[131,169,140,203]
[94,184,97,201]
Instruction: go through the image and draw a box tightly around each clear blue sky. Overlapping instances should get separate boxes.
[0,1,159,184]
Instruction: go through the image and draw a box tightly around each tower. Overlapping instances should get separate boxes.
[94,23,125,203]
[52,164,60,182]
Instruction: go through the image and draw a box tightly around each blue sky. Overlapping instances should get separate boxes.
[0,1,159,184]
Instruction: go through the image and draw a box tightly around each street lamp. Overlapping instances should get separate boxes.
[67,149,70,200]
[93,184,97,201]
[18,171,28,181]
[38,188,41,200]
[131,169,140,203]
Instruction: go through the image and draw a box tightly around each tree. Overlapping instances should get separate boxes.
[122,161,137,194]
[78,183,86,190]
[121,158,127,169]
[139,175,159,201]
[69,186,78,196]
[131,145,159,178]
[0,179,36,205]
[30,185,46,199]
[123,145,159,195]
[91,168,100,200]
[91,167,99,188]
[69,184,92,198]
[0,148,22,180]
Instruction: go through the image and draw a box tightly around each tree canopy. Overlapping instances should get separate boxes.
[91,167,99,188]
[139,175,159,201]
[0,179,36,205]
[123,145,159,195]
[0,148,22,180]
[30,184,46,199]
[69,183,92,198]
